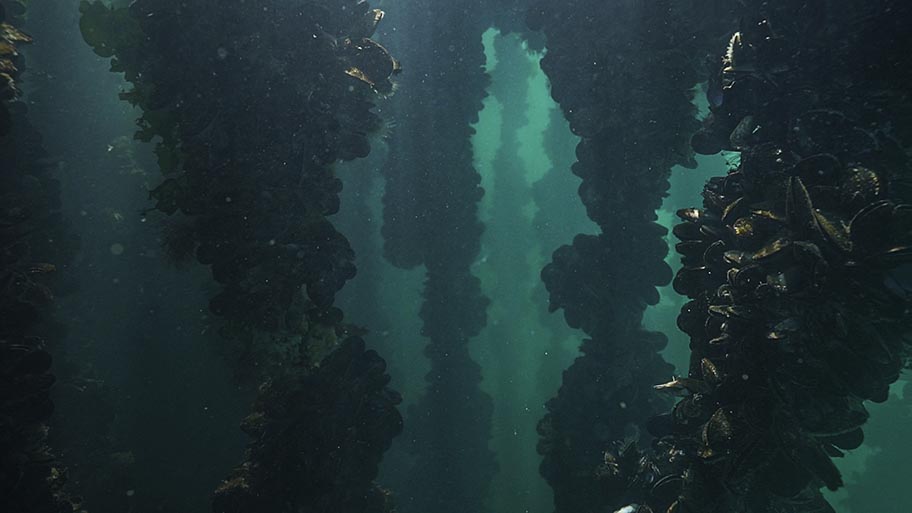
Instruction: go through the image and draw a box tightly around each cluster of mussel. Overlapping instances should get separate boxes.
[377,3,496,512]
[0,1,29,136]
[613,3,912,512]
[0,2,80,511]
[80,0,400,333]
[212,337,402,513]
[527,1,720,511]
[81,1,404,511]
[379,0,488,271]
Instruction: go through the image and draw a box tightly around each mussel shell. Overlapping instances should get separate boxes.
[741,143,799,179]
[350,9,385,39]
[799,394,869,437]
[701,358,721,385]
[808,185,844,211]
[729,115,759,150]
[791,153,842,186]
[786,177,819,236]
[675,240,709,259]
[721,197,746,225]
[708,304,759,320]
[673,222,704,242]
[730,216,757,239]
[819,427,864,450]
[798,443,844,491]
[849,200,894,252]
[723,250,752,266]
[676,208,705,223]
[765,317,801,339]
[650,475,683,509]
[752,238,791,262]
[673,266,711,297]
[727,263,766,289]
[692,127,727,155]
[869,385,890,403]
[759,449,813,499]
[672,395,708,424]
[343,38,398,94]
[699,223,727,242]
[840,166,885,207]
[677,300,706,336]
[872,245,912,267]
[814,210,851,253]
[703,240,728,265]
[701,408,735,455]
[750,208,786,223]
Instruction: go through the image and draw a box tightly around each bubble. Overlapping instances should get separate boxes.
[110,243,125,256]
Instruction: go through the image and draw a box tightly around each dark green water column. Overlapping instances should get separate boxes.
[379,1,496,512]
[642,2,912,512]
[527,1,721,511]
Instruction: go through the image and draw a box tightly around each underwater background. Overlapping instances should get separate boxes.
[2,1,911,513]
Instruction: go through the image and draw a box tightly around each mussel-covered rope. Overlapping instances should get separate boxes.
[1,1,81,510]
[616,2,912,512]
[80,1,404,511]
[378,1,497,511]
[526,1,723,510]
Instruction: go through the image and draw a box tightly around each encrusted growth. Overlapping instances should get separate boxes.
[80,0,399,333]
[213,337,402,513]
[1,2,80,511]
[80,1,404,511]
[630,3,912,512]
[378,1,496,511]
[527,1,722,510]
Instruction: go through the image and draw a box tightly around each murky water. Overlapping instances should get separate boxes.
[3,1,911,513]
